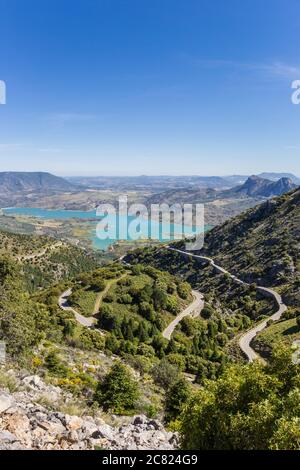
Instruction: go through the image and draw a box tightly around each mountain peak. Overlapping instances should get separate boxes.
[234,174,296,198]
[0,171,79,195]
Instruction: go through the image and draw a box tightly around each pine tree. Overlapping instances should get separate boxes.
[165,377,191,423]
[94,361,140,413]
[138,322,148,342]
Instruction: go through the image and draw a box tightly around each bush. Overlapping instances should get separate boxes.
[151,358,180,389]
[45,351,69,377]
[166,353,186,371]
[94,361,140,414]
[180,346,300,450]
[165,377,191,423]
[177,281,191,299]
[166,295,180,314]
[119,293,133,304]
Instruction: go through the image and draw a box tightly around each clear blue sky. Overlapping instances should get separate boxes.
[0,0,300,176]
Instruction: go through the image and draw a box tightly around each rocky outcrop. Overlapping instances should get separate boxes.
[0,374,178,450]
[230,175,296,198]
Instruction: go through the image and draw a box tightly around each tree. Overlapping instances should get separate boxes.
[139,301,156,321]
[180,346,300,450]
[151,334,168,357]
[153,285,167,311]
[137,321,149,342]
[45,351,68,377]
[105,333,120,354]
[165,377,191,423]
[177,281,191,299]
[94,362,140,413]
[98,304,120,331]
[201,306,214,319]
[151,358,180,389]
[166,295,180,314]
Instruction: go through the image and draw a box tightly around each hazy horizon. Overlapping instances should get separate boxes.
[0,169,299,179]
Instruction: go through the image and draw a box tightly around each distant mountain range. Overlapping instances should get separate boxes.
[0,172,78,194]
[67,172,300,190]
[0,172,298,225]
[147,175,297,205]
[226,175,297,198]
[0,171,298,197]
[257,172,300,183]
[0,172,80,208]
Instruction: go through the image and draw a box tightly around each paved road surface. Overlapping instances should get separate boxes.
[167,247,287,362]
[58,289,97,327]
[162,290,204,340]
[239,286,287,361]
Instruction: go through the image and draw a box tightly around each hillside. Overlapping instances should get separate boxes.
[258,172,300,184]
[0,172,80,208]
[226,175,296,198]
[0,255,178,447]
[0,204,299,450]
[198,187,300,305]
[125,187,300,362]
[0,229,102,290]
[143,175,296,227]
[0,172,78,193]
[133,188,300,306]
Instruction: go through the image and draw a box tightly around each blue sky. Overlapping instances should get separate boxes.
[0,0,300,176]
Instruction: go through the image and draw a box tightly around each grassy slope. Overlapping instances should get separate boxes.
[0,229,103,291]
[251,317,300,357]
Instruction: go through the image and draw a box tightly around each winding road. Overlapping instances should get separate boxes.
[58,288,97,327]
[162,290,204,340]
[59,274,128,328]
[239,286,287,361]
[58,246,286,361]
[167,246,287,362]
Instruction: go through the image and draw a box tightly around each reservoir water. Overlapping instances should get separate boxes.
[3,207,207,251]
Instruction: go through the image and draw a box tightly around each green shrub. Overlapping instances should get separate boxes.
[165,377,191,423]
[94,361,140,414]
[151,358,180,389]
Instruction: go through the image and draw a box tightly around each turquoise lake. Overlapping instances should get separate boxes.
[3,207,206,251]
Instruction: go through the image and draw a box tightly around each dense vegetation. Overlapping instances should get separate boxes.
[180,346,300,450]
[0,229,102,291]
[68,263,195,367]
[0,255,106,362]
[125,246,274,371]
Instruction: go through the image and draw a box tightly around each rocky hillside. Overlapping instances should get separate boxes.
[199,188,300,297]
[0,372,177,450]
[0,229,103,291]
[258,172,300,184]
[228,175,296,198]
[0,172,80,207]
[0,172,78,194]
[126,188,300,309]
